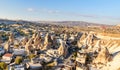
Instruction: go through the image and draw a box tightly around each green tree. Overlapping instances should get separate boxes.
[0,62,7,69]
[14,44,19,49]
[28,54,36,59]
[15,56,22,64]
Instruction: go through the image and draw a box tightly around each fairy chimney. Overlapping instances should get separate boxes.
[77,33,88,48]
[32,32,37,39]
[86,34,94,46]
[42,33,49,50]
[25,38,33,53]
[8,33,14,44]
[33,33,41,49]
[21,37,28,46]
[4,41,10,52]
[93,47,110,64]
[93,40,101,52]
[63,34,67,41]
[58,39,68,57]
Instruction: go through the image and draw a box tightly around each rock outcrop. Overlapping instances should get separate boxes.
[8,33,14,44]
[4,41,10,52]
[58,39,68,57]
[25,38,33,53]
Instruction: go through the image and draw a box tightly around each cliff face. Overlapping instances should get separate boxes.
[77,31,120,70]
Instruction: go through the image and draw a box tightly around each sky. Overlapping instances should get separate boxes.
[0,0,120,25]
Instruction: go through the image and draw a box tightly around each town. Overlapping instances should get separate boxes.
[0,20,120,70]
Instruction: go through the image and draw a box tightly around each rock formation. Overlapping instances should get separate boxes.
[58,39,68,57]
[8,33,14,44]
[33,33,41,49]
[21,37,28,46]
[41,33,49,50]
[32,32,37,39]
[93,40,101,52]
[77,33,88,48]
[4,41,10,52]
[107,52,120,70]
[25,38,33,53]
[93,47,110,69]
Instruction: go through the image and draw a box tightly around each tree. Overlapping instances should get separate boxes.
[14,44,19,49]
[15,56,22,64]
[28,54,36,59]
[0,62,7,70]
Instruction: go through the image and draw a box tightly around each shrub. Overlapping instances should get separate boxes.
[14,44,19,49]
[29,54,36,59]
[15,56,22,64]
[0,62,7,69]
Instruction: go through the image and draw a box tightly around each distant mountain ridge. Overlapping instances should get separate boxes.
[38,21,113,27]
[0,19,113,27]
[0,19,33,24]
